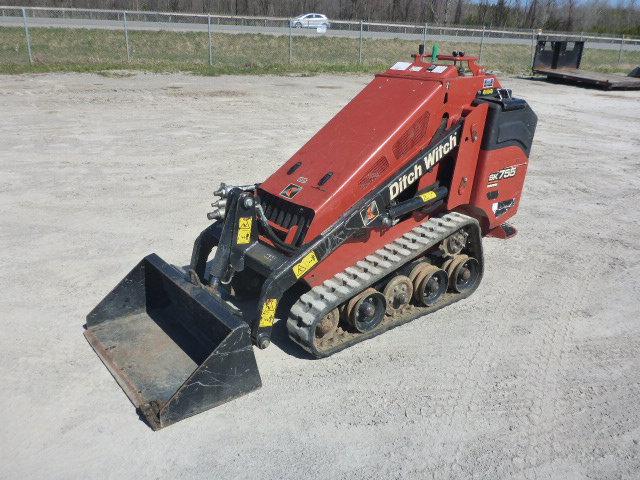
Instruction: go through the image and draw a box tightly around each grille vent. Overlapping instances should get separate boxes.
[359,155,389,190]
[392,111,431,160]
[258,190,314,247]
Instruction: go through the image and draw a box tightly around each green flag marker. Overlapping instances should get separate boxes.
[432,43,440,61]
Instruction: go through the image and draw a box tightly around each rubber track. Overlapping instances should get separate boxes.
[286,212,482,358]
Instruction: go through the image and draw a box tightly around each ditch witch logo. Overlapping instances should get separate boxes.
[388,132,459,200]
[280,183,302,199]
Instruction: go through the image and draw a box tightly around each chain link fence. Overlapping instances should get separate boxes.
[1,6,639,73]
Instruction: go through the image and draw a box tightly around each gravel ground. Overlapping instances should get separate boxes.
[1,72,639,480]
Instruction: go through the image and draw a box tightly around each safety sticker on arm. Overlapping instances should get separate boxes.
[259,299,278,328]
[237,217,252,245]
[292,251,319,279]
[419,191,438,202]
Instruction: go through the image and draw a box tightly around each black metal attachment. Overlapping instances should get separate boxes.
[84,254,261,430]
[533,38,584,71]
[387,185,448,219]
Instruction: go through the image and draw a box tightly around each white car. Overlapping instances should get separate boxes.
[290,13,330,29]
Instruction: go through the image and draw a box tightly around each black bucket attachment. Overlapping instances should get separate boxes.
[84,254,261,430]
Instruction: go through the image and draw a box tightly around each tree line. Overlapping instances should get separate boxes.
[11,0,640,35]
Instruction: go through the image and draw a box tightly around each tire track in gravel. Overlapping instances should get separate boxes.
[2,74,640,480]
[431,237,544,478]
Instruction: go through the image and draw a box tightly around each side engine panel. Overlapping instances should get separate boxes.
[471,146,531,229]
[468,96,537,230]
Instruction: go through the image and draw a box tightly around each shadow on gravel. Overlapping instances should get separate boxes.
[269,319,316,360]
[208,273,315,360]
[268,284,317,360]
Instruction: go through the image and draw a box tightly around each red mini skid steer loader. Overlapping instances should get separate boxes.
[85,46,537,429]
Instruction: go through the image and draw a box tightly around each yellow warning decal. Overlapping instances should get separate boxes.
[419,191,438,203]
[259,298,278,328]
[482,88,494,95]
[292,251,319,279]
[236,217,252,245]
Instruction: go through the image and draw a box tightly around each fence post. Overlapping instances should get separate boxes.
[618,34,624,64]
[123,11,131,62]
[479,25,485,64]
[208,15,213,66]
[289,19,292,63]
[21,7,33,65]
[358,20,363,65]
[423,23,427,47]
[530,29,536,68]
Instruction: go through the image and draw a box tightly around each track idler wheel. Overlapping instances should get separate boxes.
[382,275,412,314]
[444,254,481,293]
[440,230,468,256]
[315,308,339,339]
[346,288,386,333]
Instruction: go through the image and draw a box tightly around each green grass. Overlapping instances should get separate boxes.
[1,26,639,76]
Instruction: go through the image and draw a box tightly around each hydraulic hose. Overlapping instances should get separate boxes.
[255,203,297,253]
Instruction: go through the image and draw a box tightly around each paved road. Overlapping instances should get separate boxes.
[1,13,638,51]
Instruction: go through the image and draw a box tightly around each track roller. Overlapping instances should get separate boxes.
[408,262,428,288]
[409,262,447,306]
[382,275,412,314]
[415,266,448,306]
[346,288,386,333]
[444,254,481,293]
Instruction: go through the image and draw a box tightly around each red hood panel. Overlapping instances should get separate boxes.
[260,75,444,240]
